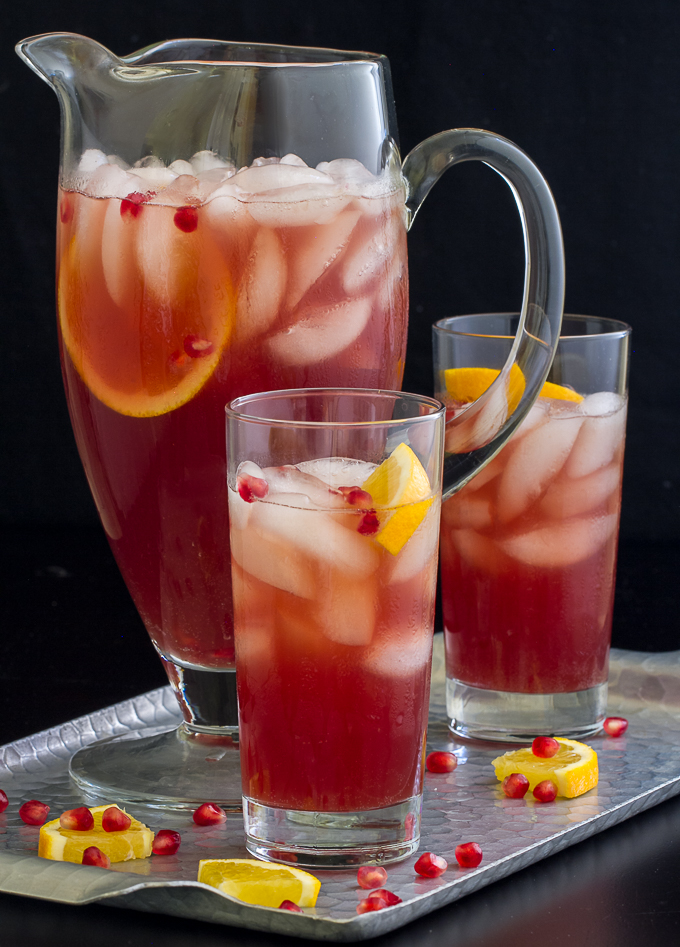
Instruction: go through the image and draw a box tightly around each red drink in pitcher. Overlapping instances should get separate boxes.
[441,388,627,694]
[56,150,407,671]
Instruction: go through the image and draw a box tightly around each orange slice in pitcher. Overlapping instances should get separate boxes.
[58,195,235,418]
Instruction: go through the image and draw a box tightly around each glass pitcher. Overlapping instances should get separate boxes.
[16,32,564,809]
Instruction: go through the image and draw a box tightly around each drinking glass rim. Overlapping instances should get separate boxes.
[226,387,445,428]
[433,312,631,341]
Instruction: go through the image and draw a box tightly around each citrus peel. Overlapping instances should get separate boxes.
[492,737,598,798]
[361,442,434,555]
[197,858,321,908]
[38,805,154,864]
[444,366,583,408]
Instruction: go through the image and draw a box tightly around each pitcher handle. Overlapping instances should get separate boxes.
[402,128,565,499]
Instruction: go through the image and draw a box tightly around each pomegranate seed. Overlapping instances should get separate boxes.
[82,846,110,868]
[19,800,50,826]
[414,852,447,878]
[279,900,303,912]
[532,736,560,758]
[237,472,269,503]
[357,897,386,914]
[357,866,388,889]
[502,773,530,799]
[174,205,199,232]
[426,751,457,774]
[370,888,403,906]
[102,807,131,832]
[357,510,380,536]
[59,194,74,224]
[404,812,416,841]
[120,191,153,218]
[152,829,181,855]
[60,807,94,831]
[193,802,227,826]
[533,779,558,803]
[0,790,8,814]
[169,349,189,370]
[604,716,628,737]
[183,335,214,358]
[338,486,373,508]
[455,842,483,868]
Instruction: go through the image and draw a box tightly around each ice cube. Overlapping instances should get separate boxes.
[389,501,441,583]
[540,463,622,519]
[280,153,308,167]
[440,495,493,531]
[341,213,402,295]
[581,391,625,418]
[496,415,584,522]
[285,210,361,310]
[565,397,627,478]
[86,162,136,199]
[513,400,549,439]
[449,528,507,575]
[267,295,373,367]
[316,158,375,186]
[129,165,177,190]
[234,227,286,342]
[191,150,229,174]
[229,516,316,599]
[168,159,194,176]
[100,194,140,309]
[202,189,255,242]
[362,628,432,678]
[261,464,345,509]
[232,162,333,194]
[148,173,199,206]
[251,500,379,577]
[297,457,377,490]
[501,513,618,568]
[313,576,376,646]
[77,148,108,178]
[460,453,505,494]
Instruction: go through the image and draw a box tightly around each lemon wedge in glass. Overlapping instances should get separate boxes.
[361,442,434,555]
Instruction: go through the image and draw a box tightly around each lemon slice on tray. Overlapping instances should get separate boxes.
[198,858,321,908]
[38,805,154,863]
[492,738,598,798]
[361,442,434,555]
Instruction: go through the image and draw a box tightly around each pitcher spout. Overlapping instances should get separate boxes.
[15,32,118,88]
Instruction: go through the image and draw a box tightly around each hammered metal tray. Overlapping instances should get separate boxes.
[1,635,680,942]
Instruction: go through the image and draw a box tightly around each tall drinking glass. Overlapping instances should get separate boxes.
[434,314,630,741]
[226,389,444,866]
[17,32,565,807]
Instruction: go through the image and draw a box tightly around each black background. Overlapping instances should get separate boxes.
[1,1,679,733]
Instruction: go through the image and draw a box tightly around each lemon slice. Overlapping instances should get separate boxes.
[361,442,433,555]
[198,858,321,908]
[38,805,154,863]
[444,366,582,407]
[492,737,598,798]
